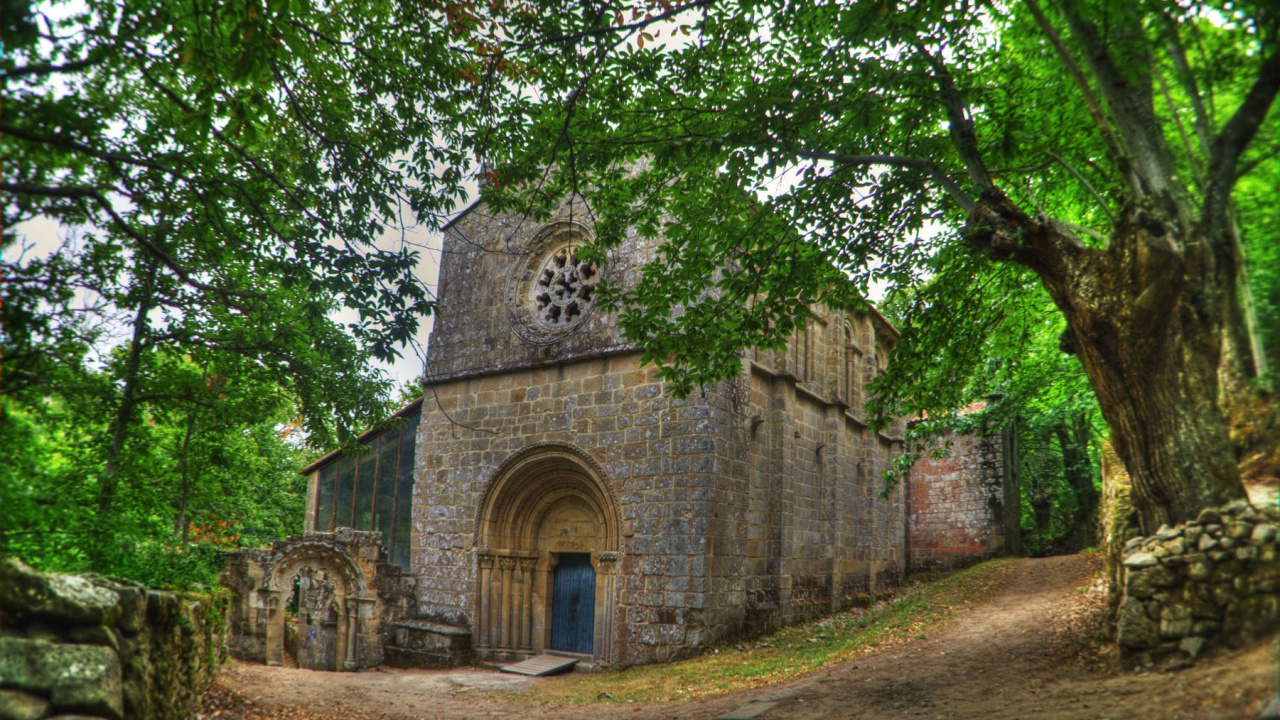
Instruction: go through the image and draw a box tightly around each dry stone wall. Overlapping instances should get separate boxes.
[1116,500,1279,669]
[0,558,225,720]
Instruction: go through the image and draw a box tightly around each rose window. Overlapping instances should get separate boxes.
[532,247,598,327]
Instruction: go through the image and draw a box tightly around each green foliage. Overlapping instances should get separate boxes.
[2,0,490,586]
[0,351,309,587]
[3,0,481,446]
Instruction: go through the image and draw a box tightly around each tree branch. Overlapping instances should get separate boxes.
[1044,150,1114,222]
[912,43,994,196]
[0,56,102,81]
[1159,12,1213,154]
[1056,1,1179,198]
[1024,0,1126,166]
[504,0,714,52]
[1,181,261,305]
[789,149,975,213]
[1204,46,1280,223]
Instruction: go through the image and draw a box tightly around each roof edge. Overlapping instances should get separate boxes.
[298,396,424,476]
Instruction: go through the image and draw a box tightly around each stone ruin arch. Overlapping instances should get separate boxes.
[222,529,410,671]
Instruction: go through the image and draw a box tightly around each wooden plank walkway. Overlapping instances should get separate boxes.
[498,654,579,676]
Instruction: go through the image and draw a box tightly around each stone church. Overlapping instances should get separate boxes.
[222,199,1012,671]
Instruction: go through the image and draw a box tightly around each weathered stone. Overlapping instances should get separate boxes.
[1236,546,1259,562]
[1192,619,1221,634]
[0,638,122,720]
[1204,523,1223,536]
[1183,526,1203,545]
[1252,524,1278,544]
[1223,499,1251,516]
[0,688,50,720]
[68,626,120,653]
[1123,552,1159,569]
[1155,524,1182,540]
[1161,537,1186,556]
[1226,522,1253,539]
[1224,595,1279,639]
[1117,597,1159,649]
[1160,604,1194,638]
[1196,508,1223,525]
[1126,564,1178,599]
[0,559,120,626]
[1184,554,1212,581]
[1198,534,1219,552]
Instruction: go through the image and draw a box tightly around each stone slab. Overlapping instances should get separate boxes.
[498,655,579,676]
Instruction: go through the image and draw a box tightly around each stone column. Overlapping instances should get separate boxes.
[264,589,284,666]
[499,557,514,650]
[594,551,619,665]
[477,554,494,648]
[519,557,535,650]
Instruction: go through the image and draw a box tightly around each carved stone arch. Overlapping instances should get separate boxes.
[475,441,621,552]
[266,540,367,597]
[472,442,621,665]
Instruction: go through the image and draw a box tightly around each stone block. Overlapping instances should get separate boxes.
[1253,524,1278,544]
[0,560,120,627]
[0,689,50,720]
[0,638,123,720]
[1117,597,1158,649]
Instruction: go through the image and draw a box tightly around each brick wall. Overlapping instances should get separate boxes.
[907,432,1006,571]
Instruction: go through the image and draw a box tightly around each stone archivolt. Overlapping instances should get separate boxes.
[474,444,621,663]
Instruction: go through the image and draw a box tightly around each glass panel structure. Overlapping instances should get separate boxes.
[353,443,376,531]
[333,455,357,530]
[393,413,419,570]
[311,409,418,572]
[374,427,400,543]
[315,464,337,532]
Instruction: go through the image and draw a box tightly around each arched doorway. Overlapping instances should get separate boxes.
[475,444,621,664]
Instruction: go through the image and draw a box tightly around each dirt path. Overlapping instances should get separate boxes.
[202,556,1278,720]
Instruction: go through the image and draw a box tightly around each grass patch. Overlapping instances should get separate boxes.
[524,558,1013,705]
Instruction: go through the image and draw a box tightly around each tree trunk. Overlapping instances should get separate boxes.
[968,193,1247,532]
[174,410,197,546]
[98,260,158,516]
[1000,420,1023,556]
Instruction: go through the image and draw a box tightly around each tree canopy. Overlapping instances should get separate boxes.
[2,0,480,581]
[459,0,1279,529]
[3,0,480,446]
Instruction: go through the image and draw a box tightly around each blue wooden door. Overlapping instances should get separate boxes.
[550,553,595,654]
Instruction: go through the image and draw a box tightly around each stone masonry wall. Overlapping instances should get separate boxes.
[0,558,225,720]
[1116,499,1279,670]
[416,198,907,666]
[907,432,1006,572]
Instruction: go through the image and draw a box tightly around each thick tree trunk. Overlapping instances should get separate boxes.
[968,193,1247,532]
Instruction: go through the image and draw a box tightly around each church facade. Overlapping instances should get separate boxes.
[401,200,908,666]
[224,199,1011,671]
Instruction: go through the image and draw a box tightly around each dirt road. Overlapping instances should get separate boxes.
[201,555,1278,720]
